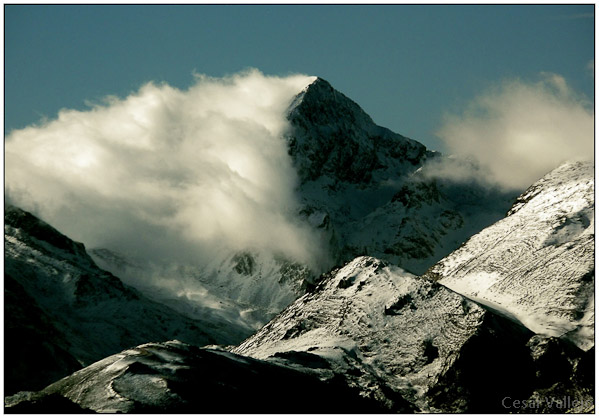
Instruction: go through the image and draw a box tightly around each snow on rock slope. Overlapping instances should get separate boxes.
[5,340,389,413]
[233,256,557,412]
[4,205,251,394]
[6,255,592,413]
[288,77,517,274]
[89,247,313,330]
[424,161,594,351]
[287,77,430,185]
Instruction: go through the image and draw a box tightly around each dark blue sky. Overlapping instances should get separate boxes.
[4,4,594,151]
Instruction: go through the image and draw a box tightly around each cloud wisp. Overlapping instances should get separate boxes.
[429,73,594,190]
[6,69,322,269]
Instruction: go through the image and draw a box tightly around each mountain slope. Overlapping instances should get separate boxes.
[5,156,594,412]
[89,247,313,331]
[79,77,517,338]
[5,340,391,413]
[288,78,517,274]
[424,161,594,351]
[4,205,252,394]
[7,256,592,413]
[233,256,543,412]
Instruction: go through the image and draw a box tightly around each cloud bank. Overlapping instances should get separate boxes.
[431,73,594,190]
[6,69,322,269]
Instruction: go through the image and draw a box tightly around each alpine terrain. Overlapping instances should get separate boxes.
[4,205,252,395]
[4,77,594,413]
[90,77,516,333]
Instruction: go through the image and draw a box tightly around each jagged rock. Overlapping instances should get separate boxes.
[289,78,517,275]
[287,77,429,185]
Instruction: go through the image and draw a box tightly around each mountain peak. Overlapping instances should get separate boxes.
[285,78,428,185]
[288,76,375,128]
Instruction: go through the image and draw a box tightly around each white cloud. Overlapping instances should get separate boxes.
[586,59,594,77]
[5,69,323,269]
[431,73,594,190]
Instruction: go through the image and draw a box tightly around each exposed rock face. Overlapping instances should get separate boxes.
[425,161,595,351]
[288,78,517,274]
[286,77,429,185]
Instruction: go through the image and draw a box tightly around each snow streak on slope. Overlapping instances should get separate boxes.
[426,161,594,350]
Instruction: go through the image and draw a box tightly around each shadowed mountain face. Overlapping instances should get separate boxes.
[5,340,397,414]
[4,205,253,395]
[287,78,518,274]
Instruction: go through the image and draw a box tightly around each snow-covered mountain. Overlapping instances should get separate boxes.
[9,256,592,412]
[89,247,312,331]
[425,161,594,351]
[4,205,253,395]
[232,256,592,412]
[289,77,518,275]
[227,161,594,412]
[90,76,517,332]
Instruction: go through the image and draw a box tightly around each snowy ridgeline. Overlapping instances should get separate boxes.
[4,160,594,413]
[426,161,594,351]
[8,253,592,412]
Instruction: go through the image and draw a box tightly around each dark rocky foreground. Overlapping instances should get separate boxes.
[5,341,395,413]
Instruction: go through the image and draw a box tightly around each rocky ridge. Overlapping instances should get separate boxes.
[4,205,250,395]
